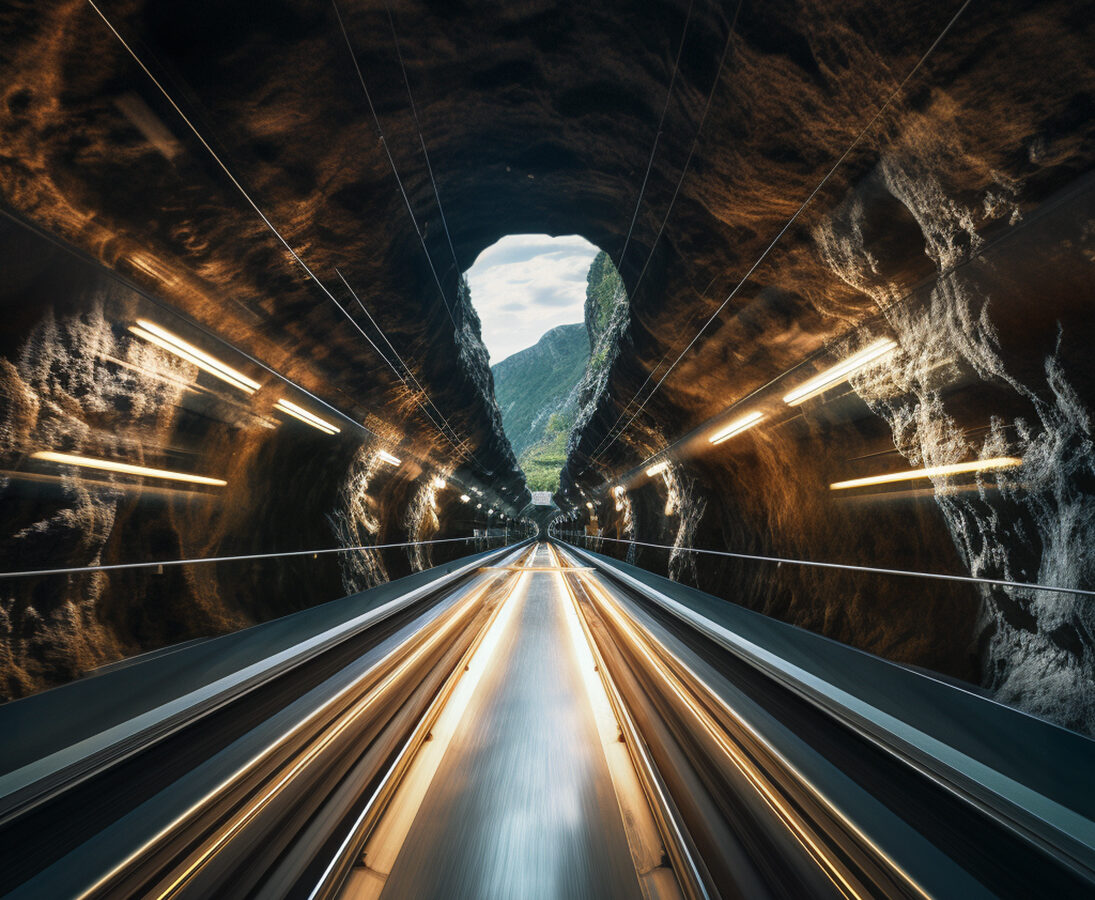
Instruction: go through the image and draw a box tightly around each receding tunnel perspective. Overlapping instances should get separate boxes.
[1,0,1094,897]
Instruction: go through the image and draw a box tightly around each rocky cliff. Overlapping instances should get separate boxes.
[490,323,588,459]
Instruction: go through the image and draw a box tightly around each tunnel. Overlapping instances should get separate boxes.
[1,0,1094,896]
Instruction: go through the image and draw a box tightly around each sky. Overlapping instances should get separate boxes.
[465,234,599,363]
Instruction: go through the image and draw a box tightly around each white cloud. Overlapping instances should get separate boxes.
[465,234,599,363]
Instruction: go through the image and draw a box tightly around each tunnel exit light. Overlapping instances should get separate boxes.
[783,338,897,406]
[274,398,340,435]
[31,451,227,486]
[709,410,765,445]
[130,320,260,394]
[830,456,1022,490]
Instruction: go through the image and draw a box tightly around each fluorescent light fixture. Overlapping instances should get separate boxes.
[487,508,494,515]
[646,461,669,478]
[709,410,765,445]
[460,494,471,503]
[274,398,340,434]
[128,253,176,284]
[32,451,227,486]
[432,476,447,489]
[377,450,401,466]
[477,503,482,509]
[130,320,259,394]
[830,456,1022,491]
[783,338,897,406]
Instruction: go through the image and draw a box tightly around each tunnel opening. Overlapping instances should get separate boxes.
[464,234,629,497]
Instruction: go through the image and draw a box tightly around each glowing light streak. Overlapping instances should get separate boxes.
[645,461,669,478]
[273,398,339,434]
[783,338,897,406]
[377,450,401,466]
[830,456,1022,490]
[709,410,765,445]
[130,320,259,393]
[31,451,226,486]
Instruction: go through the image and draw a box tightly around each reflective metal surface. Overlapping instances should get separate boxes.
[378,544,641,899]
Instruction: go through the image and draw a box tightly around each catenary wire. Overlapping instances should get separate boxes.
[561,533,1095,599]
[588,0,975,467]
[86,0,479,464]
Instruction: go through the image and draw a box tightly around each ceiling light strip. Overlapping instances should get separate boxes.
[136,320,260,390]
[32,451,227,486]
[783,338,897,406]
[274,398,340,434]
[129,326,257,391]
[709,410,765,445]
[830,457,1022,491]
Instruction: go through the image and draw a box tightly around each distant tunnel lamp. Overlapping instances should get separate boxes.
[709,410,765,445]
[646,461,669,478]
[274,398,340,435]
[783,338,897,406]
[432,476,447,489]
[377,450,401,466]
[586,501,593,509]
[129,320,260,394]
[460,494,471,503]
[31,451,227,486]
[830,456,1022,490]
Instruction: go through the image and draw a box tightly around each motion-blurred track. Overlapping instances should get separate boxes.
[2,540,1094,898]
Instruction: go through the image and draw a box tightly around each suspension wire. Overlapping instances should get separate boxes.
[0,205,379,442]
[0,536,507,581]
[568,534,1095,599]
[573,241,724,472]
[615,0,696,273]
[333,0,505,472]
[84,0,476,462]
[589,0,975,467]
[609,168,1095,482]
[326,270,471,457]
[331,0,459,330]
[383,0,462,276]
[585,0,743,465]
[336,269,474,457]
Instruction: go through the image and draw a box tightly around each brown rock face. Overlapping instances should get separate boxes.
[1,1,1093,732]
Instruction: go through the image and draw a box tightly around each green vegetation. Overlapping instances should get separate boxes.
[518,411,572,492]
[486,251,627,494]
[584,251,626,373]
[490,324,588,458]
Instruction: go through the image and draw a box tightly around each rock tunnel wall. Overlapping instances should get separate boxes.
[0,0,1092,737]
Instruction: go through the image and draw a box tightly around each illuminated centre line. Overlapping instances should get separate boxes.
[338,566,530,898]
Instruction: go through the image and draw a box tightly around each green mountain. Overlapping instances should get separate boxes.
[491,323,588,489]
